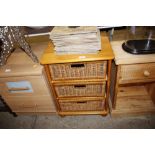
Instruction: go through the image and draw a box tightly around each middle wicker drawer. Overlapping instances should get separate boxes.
[54,82,106,97]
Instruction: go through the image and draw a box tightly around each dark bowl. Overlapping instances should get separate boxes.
[122,39,155,54]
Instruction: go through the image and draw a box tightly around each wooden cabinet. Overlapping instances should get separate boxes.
[0,42,56,114]
[41,32,114,116]
[110,41,155,116]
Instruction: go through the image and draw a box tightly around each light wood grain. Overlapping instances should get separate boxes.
[3,95,56,113]
[0,42,57,114]
[110,38,155,117]
[0,76,51,97]
[111,40,155,65]
[119,63,155,84]
[112,85,155,116]
[59,110,108,116]
[0,42,48,77]
[52,79,106,85]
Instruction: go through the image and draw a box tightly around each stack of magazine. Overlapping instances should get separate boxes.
[50,26,101,54]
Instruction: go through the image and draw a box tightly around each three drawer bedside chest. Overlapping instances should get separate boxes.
[40,32,114,116]
[110,41,155,116]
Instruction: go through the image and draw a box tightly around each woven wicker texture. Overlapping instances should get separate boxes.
[55,83,106,97]
[50,61,107,80]
[59,100,105,111]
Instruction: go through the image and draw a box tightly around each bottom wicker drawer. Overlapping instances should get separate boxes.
[59,99,105,112]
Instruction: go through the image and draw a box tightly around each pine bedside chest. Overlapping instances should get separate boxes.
[110,40,155,116]
[40,32,114,116]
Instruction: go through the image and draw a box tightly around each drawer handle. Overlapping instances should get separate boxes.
[74,85,86,88]
[77,101,87,104]
[71,63,85,68]
[8,87,30,91]
[143,70,150,77]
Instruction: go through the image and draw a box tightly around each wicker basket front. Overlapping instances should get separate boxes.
[50,61,107,80]
[55,83,106,97]
[59,100,105,111]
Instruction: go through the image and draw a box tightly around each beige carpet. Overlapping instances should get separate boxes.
[0,112,155,129]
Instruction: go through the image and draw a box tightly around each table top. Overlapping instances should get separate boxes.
[40,32,114,64]
[111,40,155,65]
[0,42,48,78]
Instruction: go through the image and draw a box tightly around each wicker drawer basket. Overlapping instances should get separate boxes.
[55,83,106,97]
[50,61,107,80]
[59,99,105,112]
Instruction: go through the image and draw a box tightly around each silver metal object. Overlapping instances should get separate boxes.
[0,26,38,66]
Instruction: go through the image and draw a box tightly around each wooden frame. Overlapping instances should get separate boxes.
[111,63,155,117]
[41,33,114,116]
[44,61,109,116]
[44,65,61,112]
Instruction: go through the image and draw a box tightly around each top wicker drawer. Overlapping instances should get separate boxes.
[49,61,107,80]
[119,63,155,84]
